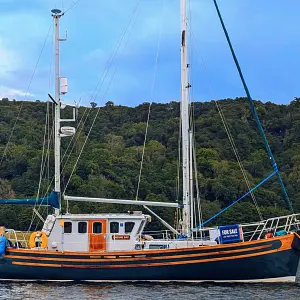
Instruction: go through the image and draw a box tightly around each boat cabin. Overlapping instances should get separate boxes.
[42,212,151,252]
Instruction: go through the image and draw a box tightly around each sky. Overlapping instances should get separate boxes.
[0,0,300,107]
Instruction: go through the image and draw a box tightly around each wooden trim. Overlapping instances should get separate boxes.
[12,262,62,268]
[6,244,272,263]
[7,234,294,257]
[11,247,291,269]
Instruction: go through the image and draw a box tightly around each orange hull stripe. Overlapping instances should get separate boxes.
[6,244,271,263]
[11,247,291,269]
[7,234,294,257]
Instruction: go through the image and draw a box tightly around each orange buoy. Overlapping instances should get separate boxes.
[29,231,48,248]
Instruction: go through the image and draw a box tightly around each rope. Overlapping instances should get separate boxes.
[135,0,167,200]
[196,169,278,229]
[213,0,293,213]
[0,23,53,165]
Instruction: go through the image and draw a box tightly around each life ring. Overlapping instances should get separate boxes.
[29,231,48,249]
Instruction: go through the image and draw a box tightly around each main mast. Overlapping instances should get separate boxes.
[180,0,191,235]
[52,9,63,214]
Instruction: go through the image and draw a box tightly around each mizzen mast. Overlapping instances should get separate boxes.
[52,9,65,214]
[180,0,191,235]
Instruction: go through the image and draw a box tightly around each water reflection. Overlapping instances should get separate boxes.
[0,271,299,300]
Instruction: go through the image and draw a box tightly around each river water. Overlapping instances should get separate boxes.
[0,271,299,300]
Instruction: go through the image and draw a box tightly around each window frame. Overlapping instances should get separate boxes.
[64,221,72,234]
[110,221,119,234]
[125,221,135,234]
[78,221,87,234]
[93,222,103,234]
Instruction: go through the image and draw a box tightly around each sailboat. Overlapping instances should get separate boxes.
[0,1,300,282]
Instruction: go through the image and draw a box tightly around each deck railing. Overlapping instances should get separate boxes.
[5,229,29,249]
[4,214,300,251]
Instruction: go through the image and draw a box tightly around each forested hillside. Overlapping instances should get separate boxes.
[1,97,300,231]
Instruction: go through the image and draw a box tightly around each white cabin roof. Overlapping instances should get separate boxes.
[56,213,150,220]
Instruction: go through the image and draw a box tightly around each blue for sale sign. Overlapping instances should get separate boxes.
[219,224,241,244]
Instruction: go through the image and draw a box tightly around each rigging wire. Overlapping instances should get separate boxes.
[192,104,204,231]
[193,134,203,237]
[187,0,202,236]
[60,0,142,181]
[29,23,55,229]
[62,0,142,197]
[63,69,118,195]
[176,115,182,229]
[28,0,142,224]
[28,102,54,233]
[135,103,152,200]
[28,120,55,232]
[135,0,167,200]
[63,0,82,15]
[0,23,53,166]
[188,25,263,221]
[36,103,50,199]
[47,25,55,184]
[212,0,293,214]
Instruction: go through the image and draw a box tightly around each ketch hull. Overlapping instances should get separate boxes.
[1,234,300,282]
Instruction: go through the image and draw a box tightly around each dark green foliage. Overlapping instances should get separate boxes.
[0,97,299,231]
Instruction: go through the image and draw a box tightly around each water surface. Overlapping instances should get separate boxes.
[0,271,299,299]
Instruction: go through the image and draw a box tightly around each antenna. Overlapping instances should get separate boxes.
[51,8,63,16]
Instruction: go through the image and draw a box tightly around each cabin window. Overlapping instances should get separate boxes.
[93,222,102,234]
[78,222,87,234]
[110,222,119,233]
[125,222,135,234]
[64,222,72,234]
